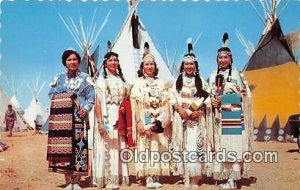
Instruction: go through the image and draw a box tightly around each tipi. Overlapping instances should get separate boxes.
[10,95,22,113]
[243,0,300,130]
[23,79,48,130]
[3,75,24,115]
[112,0,174,84]
[54,6,110,77]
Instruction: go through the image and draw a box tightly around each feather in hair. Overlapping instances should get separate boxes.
[107,41,112,52]
[188,43,193,54]
[143,42,150,57]
[222,32,229,47]
[186,37,193,54]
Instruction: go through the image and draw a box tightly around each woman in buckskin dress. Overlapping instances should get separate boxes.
[171,41,211,190]
[93,51,130,189]
[130,42,172,189]
[209,33,252,190]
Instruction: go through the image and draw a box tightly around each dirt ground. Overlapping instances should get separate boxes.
[0,130,299,190]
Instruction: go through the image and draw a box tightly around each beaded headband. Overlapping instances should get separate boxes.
[143,53,155,63]
[182,55,197,62]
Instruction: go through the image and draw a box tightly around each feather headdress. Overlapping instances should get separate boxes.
[218,32,232,55]
[182,37,197,62]
[103,40,118,61]
[143,42,155,63]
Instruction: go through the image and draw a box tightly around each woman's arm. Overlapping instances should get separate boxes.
[163,99,172,128]
[134,100,146,135]
[95,93,105,134]
[170,80,189,120]
[131,81,146,135]
[82,77,95,112]
[48,75,61,99]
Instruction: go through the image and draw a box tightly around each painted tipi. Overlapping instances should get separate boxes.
[112,0,174,84]
[243,0,300,132]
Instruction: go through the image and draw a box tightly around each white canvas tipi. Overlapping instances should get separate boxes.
[112,0,174,84]
[23,79,48,130]
[10,95,22,112]
[3,75,24,114]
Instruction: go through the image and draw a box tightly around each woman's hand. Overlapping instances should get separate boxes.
[78,109,87,118]
[162,118,172,128]
[137,121,145,135]
[144,130,153,136]
[98,122,105,134]
[211,96,221,108]
[178,106,189,120]
[137,122,153,136]
[190,110,202,121]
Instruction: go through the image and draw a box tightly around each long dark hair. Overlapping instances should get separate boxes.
[216,48,233,82]
[216,33,233,82]
[176,59,205,98]
[103,52,126,82]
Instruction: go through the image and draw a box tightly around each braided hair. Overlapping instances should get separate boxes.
[217,32,233,82]
[176,57,204,98]
[176,39,207,98]
[103,51,126,83]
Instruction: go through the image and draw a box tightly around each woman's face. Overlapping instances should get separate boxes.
[143,61,155,77]
[183,61,196,76]
[105,55,119,75]
[66,53,80,71]
[217,53,231,68]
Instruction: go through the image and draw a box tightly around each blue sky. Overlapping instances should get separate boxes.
[0,0,299,110]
